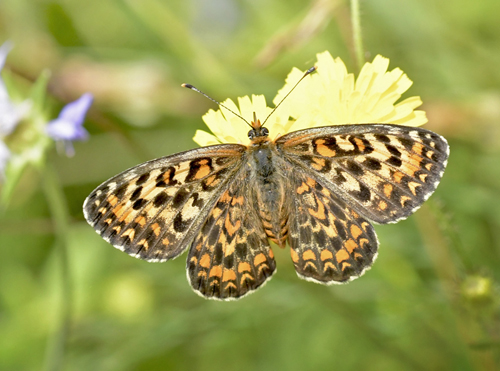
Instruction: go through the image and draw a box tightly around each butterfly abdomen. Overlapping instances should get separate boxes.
[249,142,290,247]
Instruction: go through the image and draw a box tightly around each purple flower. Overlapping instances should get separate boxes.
[0,41,31,180]
[46,93,93,157]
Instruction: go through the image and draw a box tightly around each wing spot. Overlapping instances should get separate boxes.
[320,250,333,261]
[291,249,299,263]
[350,225,363,239]
[307,195,327,220]
[324,262,336,271]
[135,216,146,226]
[199,253,211,268]
[383,183,393,198]
[302,249,316,261]
[336,249,350,263]
[118,209,134,224]
[240,273,254,284]
[238,262,251,273]
[197,271,207,278]
[107,195,118,206]
[122,228,135,241]
[412,142,425,155]
[400,195,412,207]
[315,139,336,157]
[379,200,388,210]
[192,160,211,180]
[353,137,366,152]
[254,253,267,266]
[345,239,357,253]
[311,157,326,171]
[222,269,236,282]
[340,262,353,272]
[136,173,150,185]
[359,238,370,248]
[408,181,421,196]
[393,171,405,183]
[138,239,149,250]
[209,265,222,278]
[296,182,310,195]
[224,214,241,236]
[231,196,244,206]
[151,223,161,236]
[205,174,217,187]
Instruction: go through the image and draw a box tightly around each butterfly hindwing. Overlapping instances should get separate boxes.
[277,124,449,224]
[187,167,276,300]
[83,144,246,261]
[288,171,378,284]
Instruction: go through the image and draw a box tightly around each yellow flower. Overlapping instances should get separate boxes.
[274,52,427,132]
[193,51,427,146]
[193,95,290,146]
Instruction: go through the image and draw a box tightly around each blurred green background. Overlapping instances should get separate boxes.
[1,0,500,370]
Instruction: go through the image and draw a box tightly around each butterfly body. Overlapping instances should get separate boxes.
[84,122,449,300]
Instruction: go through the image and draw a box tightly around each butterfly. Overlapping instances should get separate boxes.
[83,116,449,301]
[83,68,449,301]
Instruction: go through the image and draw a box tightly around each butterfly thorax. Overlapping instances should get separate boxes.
[248,135,289,247]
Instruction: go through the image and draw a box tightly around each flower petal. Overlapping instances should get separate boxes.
[192,130,221,147]
[46,93,93,143]
[46,118,89,141]
[198,94,285,145]
[58,93,94,126]
[273,51,427,130]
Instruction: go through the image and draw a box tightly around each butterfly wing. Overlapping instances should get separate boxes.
[287,171,378,284]
[83,144,247,262]
[187,167,276,300]
[277,124,449,224]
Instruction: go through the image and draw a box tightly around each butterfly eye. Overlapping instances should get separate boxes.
[248,127,269,139]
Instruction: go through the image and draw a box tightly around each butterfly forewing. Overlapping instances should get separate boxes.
[187,168,276,300]
[83,144,246,262]
[277,124,449,224]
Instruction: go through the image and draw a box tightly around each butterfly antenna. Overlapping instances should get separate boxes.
[261,66,316,127]
[181,83,253,128]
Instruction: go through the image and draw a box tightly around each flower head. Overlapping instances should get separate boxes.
[194,52,427,146]
[193,94,289,146]
[274,52,427,132]
[0,41,31,180]
[0,41,31,137]
[46,93,93,156]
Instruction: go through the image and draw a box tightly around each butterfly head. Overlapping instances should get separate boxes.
[248,117,269,140]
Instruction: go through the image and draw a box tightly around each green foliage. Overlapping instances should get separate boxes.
[1,0,500,370]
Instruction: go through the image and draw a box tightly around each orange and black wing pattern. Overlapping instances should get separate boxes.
[83,145,246,262]
[287,172,378,284]
[277,124,449,284]
[187,168,276,300]
[277,124,449,224]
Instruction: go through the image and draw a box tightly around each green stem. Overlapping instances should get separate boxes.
[42,163,72,371]
[350,0,365,70]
